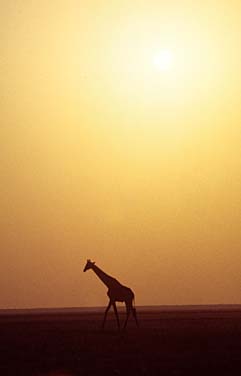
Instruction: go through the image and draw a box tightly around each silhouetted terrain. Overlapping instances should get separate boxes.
[1,306,241,375]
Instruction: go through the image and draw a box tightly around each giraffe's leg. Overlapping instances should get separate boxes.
[123,302,131,329]
[112,302,120,329]
[102,300,112,329]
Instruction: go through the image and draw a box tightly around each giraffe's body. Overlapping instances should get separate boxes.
[108,284,134,303]
[83,260,138,329]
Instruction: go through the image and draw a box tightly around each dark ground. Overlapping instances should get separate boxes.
[1,307,241,375]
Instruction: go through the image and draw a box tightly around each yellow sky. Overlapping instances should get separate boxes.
[1,1,241,308]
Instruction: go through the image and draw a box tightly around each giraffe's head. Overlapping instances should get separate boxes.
[83,259,95,272]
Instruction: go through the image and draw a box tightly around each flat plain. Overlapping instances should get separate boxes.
[1,306,241,375]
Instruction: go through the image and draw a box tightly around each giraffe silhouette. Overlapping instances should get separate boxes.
[83,260,139,329]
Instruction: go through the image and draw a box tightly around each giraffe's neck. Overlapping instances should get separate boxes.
[91,264,117,288]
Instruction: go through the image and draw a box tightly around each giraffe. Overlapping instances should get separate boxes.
[83,260,139,329]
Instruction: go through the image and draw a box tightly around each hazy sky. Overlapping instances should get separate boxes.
[1,1,241,308]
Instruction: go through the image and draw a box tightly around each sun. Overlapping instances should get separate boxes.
[153,49,174,71]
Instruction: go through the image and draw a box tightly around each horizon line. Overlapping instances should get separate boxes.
[1,303,241,314]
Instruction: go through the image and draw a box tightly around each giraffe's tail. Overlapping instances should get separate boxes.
[132,294,139,327]
[132,294,137,312]
[132,295,136,308]
[131,290,136,307]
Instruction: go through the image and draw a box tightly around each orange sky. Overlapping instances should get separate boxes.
[1,1,241,308]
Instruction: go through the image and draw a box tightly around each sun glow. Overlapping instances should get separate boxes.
[153,49,174,71]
